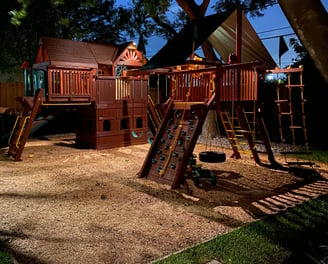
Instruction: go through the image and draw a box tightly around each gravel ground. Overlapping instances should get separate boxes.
[0,134,327,264]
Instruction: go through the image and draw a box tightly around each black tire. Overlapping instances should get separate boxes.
[198,151,226,163]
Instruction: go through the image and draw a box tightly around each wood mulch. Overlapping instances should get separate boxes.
[0,134,327,264]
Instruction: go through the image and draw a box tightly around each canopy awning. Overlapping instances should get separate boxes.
[142,9,276,71]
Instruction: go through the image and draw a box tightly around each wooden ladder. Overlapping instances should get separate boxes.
[238,105,280,167]
[217,105,244,159]
[8,89,43,161]
[147,95,162,135]
[274,66,313,166]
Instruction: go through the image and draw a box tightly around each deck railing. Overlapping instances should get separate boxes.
[218,63,259,101]
[169,71,214,102]
[47,68,93,102]
[165,62,259,103]
[96,76,147,104]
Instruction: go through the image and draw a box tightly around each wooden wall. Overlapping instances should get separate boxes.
[0,82,24,112]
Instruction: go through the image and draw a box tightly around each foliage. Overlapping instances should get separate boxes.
[117,0,188,52]
[289,38,308,62]
[1,0,278,71]
[1,0,124,71]
[213,0,278,17]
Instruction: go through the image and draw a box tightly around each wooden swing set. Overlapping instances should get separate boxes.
[131,59,280,189]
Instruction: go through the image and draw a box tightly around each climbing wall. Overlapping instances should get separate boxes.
[139,99,209,189]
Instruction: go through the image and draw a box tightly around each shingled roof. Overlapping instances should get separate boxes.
[36,37,132,68]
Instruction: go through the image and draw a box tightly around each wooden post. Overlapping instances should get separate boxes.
[236,9,242,63]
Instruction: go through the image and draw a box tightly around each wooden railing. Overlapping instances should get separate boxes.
[169,71,215,102]
[218,63,259,101]
[96,76,147,105]
[164,62,260,103]
[47,68,93,103]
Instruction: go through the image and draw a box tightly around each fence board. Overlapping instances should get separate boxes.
[0,82,24,112]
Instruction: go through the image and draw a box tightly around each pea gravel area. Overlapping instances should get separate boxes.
[0,134,327,264]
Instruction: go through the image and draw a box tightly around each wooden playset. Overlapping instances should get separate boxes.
[8,37,148,161]
[130,60,282,188]
[7,10,313,192]
[128,9,313,189]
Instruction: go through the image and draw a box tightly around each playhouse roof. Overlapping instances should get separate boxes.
[36,37,133,68]
[142,10,276,70]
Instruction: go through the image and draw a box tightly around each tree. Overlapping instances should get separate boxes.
[117,0,189,55]
[2,0,124,70]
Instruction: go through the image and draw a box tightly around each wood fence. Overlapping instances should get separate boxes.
[0,82,24,112]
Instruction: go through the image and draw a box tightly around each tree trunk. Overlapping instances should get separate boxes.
[176,0,220,139]
[278,0,328,85]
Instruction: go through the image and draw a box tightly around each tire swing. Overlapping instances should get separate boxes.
[199,150,226,163]
[199,82,226,164]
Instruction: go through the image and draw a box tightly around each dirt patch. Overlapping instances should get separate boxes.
[0,134,328,264]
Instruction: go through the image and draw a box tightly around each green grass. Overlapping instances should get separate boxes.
[284,149,328,164]
[0,241,13,264]
[307,149,328,163]
[156,194,328,264]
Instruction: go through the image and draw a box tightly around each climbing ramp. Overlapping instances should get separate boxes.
[138,66,217,188]
[139,98,212,188]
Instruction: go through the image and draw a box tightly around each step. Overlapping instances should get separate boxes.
[234,129,255,134]
[275,99,289,103]
[284,84,305,88]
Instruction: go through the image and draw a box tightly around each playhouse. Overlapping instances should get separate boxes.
[8,37,148,160]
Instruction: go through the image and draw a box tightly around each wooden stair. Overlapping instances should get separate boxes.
[7,89,43,161]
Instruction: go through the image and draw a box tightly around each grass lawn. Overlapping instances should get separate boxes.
[0,241,13,264]
[156,193,328,264]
